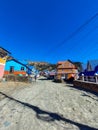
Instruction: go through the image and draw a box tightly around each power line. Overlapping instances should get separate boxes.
[58,26,98,58]
[45,27,98,62]
[42,13,98,64]
[47,13,98,54]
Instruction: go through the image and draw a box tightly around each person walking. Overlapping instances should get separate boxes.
[34,74,37,82]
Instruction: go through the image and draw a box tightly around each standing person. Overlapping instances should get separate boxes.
[34,74,37,82]
[30,74,33,82]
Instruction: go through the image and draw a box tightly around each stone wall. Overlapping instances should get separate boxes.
[73,80,98,93]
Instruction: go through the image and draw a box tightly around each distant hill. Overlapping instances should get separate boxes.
[28,61,56,71]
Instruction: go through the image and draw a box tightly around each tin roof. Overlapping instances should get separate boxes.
[6,58,32,71]
[0,47,11,58]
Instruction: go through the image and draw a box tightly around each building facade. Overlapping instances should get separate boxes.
[56,60,78,80]
[4,59,28,76]
[0,47,11,79]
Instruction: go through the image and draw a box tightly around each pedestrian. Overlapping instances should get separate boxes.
[30,74,33,82]
[34,74,37,82]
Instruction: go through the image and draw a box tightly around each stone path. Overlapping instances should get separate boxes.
[0,77,98,130]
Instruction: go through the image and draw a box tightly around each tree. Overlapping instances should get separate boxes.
[73,62,83,72]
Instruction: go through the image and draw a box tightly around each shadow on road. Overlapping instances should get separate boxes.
[38,78,48,80]
[69,85,98,97]
[0,91,97,130]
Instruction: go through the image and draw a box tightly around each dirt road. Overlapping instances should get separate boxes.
[0,77,98,130]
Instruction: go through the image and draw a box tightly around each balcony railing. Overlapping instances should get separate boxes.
[79,74,98,83]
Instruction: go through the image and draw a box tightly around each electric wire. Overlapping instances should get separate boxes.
[44,13,98,63]
[46,13,98,54]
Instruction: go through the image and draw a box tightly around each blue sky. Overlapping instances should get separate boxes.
[0,0,98,63]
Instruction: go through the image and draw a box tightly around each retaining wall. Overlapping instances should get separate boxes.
[73,80,98,93]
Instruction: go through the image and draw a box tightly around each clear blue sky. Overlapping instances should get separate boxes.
[0,0,98,63]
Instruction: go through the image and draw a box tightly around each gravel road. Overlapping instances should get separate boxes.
[0,77,98,130]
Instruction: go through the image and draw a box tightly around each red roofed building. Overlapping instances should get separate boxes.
[56,60,78,81]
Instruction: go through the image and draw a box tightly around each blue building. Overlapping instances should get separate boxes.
[80,60,98,76]
[4,59,30,75]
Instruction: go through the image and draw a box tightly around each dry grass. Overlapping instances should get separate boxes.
[0,81,30,93]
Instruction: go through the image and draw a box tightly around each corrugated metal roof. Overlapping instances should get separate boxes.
[88,60,98,70]
[0,47,11,54]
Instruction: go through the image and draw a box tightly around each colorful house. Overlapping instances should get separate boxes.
[0,47,11,79]
[56,60,78,81]
[80,60,98,76]
[4,59,30,76]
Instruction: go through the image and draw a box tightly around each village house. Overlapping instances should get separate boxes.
[0,47,11,79]
[0,47,37,81]
[4,58,30,76]
[56,60,78,81]
[80,60,98,77]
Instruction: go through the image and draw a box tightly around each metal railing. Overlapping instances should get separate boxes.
[79,75,98,83]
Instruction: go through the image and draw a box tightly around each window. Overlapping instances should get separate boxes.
[10,66,14,73]
[21,67,24,71]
